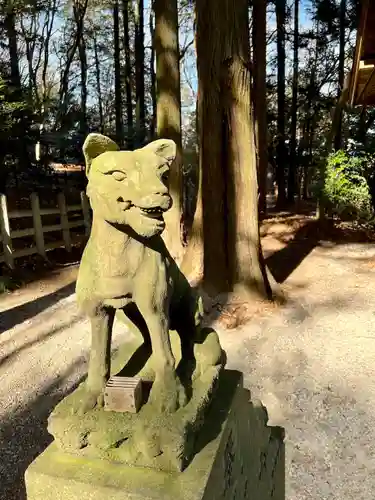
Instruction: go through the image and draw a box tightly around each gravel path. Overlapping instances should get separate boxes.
[0,274,130,500]
[1,240,375,499]
[220,241,375,500]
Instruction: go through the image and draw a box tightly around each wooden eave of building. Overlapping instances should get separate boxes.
[348,0,375,107]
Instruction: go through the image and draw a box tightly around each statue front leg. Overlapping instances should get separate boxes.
[80,307,115,414]
[136,304,187,413]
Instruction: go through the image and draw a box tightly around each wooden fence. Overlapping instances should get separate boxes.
[0,191,91,269]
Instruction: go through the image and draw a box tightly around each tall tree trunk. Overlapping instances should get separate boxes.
[78,35,88,139]
[4,8,21,94]
[154,0,184,263]
[302,164,309,200]
[149,6,157,140]
[113,0,123,144]
[299,20,319,196]
[36,0,57,163]
[135,0,146,146]
[334,0,346,151]
[192,0,273,299]
[181,95,203,279]
[275,0,287,207]
[57,0,88,159]
[288,0,299,204]
[4,6,29,170]
[252,0,268,217]
[93,32,104,133]
[122,0,134,147]
[57,0,88,128]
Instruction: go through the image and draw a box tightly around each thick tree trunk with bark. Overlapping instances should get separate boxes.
[252,0,268,217]
[113,0,123,144]
[122,0,134,147]
[288,0,299,204]
[135,0,146,146]
[189,0,274,299]
[275,0,287,207]
[153,0,184,263]
[223,58,271,296]
[181,96,203,279]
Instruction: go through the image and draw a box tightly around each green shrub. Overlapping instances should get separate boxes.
[0,276,19,294]
[322,150,374,222]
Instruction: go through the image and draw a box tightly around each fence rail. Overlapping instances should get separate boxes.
[0,191,91,269]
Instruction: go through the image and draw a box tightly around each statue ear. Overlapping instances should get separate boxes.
[83,133,120,176]
[142,139,176,164]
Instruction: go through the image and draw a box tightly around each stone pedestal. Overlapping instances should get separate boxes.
[25,371,285,500]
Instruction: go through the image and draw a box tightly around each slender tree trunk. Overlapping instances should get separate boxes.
[78,35,88,139]
[154,0,184,263]
[4,8,21,94]
[334,0,346,151]
[252,0,268,217]
[149,6,157,140]
[57,0,88,130]
[288,0,299,204]
[113,0,123,144]
[36,0,56,163]
[122,0,134,147]
[93,32,104,133]
[4,6,29,169]
[275,0,287,207]
[135,0,146,146]
[191,0,274,299]
[302,165,308,200]
[299,20,319,196]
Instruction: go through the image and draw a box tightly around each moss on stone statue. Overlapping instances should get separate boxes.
[26,371,286,500]
[48,328,224,472]
[75,133,223,417]
[48,133,225,471]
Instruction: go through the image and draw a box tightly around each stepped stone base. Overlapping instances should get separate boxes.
[25,370,285,500]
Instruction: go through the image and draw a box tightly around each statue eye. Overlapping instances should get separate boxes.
[111,170,127,181]
[161,170,169,183]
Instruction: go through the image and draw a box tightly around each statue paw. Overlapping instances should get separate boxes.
[149,371,187,413]
[76,387,105,415]
[194,329,224,377]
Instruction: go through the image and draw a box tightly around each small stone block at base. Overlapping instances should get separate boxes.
[104,376,143,413]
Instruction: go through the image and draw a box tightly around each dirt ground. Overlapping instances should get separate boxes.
[1,210,375,499]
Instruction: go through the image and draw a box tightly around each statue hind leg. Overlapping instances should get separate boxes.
[173,292,224,380]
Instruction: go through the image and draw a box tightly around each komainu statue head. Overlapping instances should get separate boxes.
[83,133,176,238]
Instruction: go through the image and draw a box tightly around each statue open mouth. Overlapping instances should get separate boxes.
[140,207,164,220]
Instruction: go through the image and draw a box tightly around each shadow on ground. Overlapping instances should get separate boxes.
[265,221,321,284]
[0,315,82,368]
[0,281,76,334]
[0,359,86,500]
[264,217,375,284]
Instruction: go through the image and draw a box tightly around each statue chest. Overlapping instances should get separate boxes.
[97,247,170,309]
